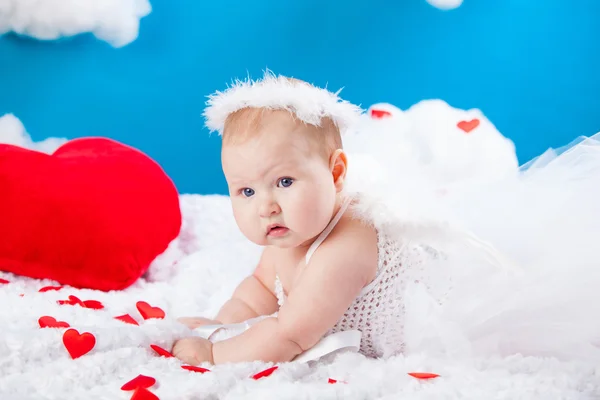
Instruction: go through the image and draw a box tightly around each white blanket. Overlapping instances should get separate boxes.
[1,195,599,400]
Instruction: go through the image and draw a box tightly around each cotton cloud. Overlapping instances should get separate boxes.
[0,0,151,47]
[426,0,463,10]
[0,113,67,154]
[343,99,519,191]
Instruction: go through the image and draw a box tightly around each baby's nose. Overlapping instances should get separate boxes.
[259,201,281,217]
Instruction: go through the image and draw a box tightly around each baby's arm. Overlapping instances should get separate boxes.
[215,248,279,323]
[211,219,378,363]
[179,249,279,326]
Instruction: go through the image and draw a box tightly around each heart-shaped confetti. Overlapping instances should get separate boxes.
[58,295,85,306]
[39,316,70,329]
[62,328,96,359]
[115,314,139,326]
[370,109,392,119]
[82,300,104,310]
[39,285,63,292]
[0,278,9,284]
[136,301,165,320]
[130,387,159,400]
[69,295,85,306]
[121,374,156,391]
[150,344,173,358]
[57,295,104,310]
[457,118,480,133]
[181,365,210,373]
[408,372,440,380]
[252,366,278,380]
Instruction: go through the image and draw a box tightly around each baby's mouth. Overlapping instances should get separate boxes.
[266,224,289,237]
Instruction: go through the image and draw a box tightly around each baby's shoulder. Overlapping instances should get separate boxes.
[337,209,378,239]
[317,210,379,268]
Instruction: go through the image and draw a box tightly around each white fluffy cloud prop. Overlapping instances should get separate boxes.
[0,0,151,47]
[426,0,463,10]
[0,113,67,153]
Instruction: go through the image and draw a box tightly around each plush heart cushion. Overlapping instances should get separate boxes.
[0,137,182,291]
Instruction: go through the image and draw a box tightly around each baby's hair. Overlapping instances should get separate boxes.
[221,77,343,160]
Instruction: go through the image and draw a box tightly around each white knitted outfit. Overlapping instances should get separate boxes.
[274,195,451,358]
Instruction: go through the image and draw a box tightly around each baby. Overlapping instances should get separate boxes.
[171,73,439,365]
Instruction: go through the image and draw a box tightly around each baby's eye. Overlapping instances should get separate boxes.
[277,177,294,188]
[241,188,255,197]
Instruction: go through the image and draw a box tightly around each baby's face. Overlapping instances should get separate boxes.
[221,114,339,249]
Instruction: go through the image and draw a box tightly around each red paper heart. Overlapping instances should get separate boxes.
[121,374,156,391]
[82,300,104,310]
[0,138,181,292]
[457,119,480,133]
[408,372,440,380]
[39,316,70,329]
[58,295,85,307]
[39,285,63,292]
[252,366,278,380]
[0,278,9,284]
[136,301,165,320]
[370,109,393,119]
[130,387,159,400]
[62,328,96,359]
[57,295,104,310]
[115,314,139,326]
[150,344,173,358]
[181,365,210,373]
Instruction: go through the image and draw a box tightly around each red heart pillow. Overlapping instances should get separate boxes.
[0,137,182,291]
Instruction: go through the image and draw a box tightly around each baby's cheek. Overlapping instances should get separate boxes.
[295,192,329,232]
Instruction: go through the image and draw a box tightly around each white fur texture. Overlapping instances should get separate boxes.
[0,113,67,153]
[203,70,364,136]
[0,0,151,47]
[1,194,598,399]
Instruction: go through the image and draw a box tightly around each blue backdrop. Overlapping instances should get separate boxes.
[1,0,599,194]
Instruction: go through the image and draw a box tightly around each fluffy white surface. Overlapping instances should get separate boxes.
[0,0,151,47]
[0,113,67,153]
[2,195,599,399]
[2,101,600,398]
[426,0,463,10]
[203,70,364,136]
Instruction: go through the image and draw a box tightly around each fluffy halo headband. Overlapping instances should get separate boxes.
[203,70,364,135]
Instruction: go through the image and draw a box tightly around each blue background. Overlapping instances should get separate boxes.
[1,0,599,194]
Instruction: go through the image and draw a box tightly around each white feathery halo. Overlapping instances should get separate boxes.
[203,70,364,135]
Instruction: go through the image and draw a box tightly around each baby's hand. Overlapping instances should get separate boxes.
[172,337,214,365]
[177,317,221,329]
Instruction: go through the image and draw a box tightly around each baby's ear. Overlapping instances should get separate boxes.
[330,149,348,193]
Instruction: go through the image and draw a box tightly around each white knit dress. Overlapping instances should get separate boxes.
[274,196,452,358]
